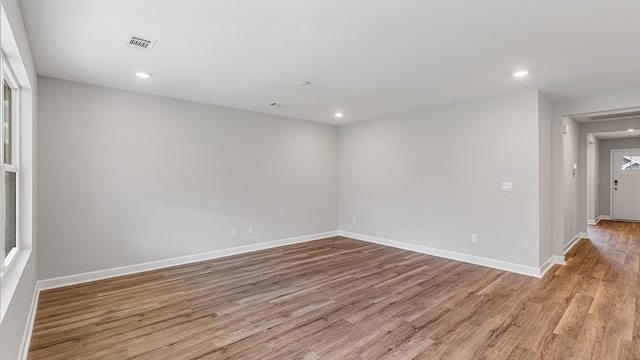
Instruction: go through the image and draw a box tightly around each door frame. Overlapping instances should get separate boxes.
[610,148,640,220]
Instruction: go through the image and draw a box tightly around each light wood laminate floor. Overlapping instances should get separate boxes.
[29,221,640,359]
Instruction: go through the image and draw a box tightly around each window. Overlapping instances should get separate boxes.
[0,5,33,325]
[621,155,640,170]
[0,53,19,275]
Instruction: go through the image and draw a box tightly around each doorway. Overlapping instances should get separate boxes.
[611,149,640,221]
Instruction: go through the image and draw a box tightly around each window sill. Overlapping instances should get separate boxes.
[0,248,31,322]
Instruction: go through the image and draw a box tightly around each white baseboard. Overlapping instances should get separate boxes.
[539,257,554,277]
[588,215,610,225]
[564,232,588,254]
[552,255,566,265]
[539,255,566,277]
[38,230,338,291]
[20,228,571,357]
[339,231,544,278]
[598,215,612,222]
[18,284,40,360]
[22,230,339,359]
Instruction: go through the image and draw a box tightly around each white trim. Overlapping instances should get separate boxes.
[3,246,18,268]
[1,50,21,258]
[588,215,609,225]
[539,257,554,277]
[610,150,615,219]
[564,232,588,254]
[552,255,566,265]
[18,283,39,360]
[0,249,30,321]
[339,231,544,278]
[38,231,338,290]
[539,255,567,277]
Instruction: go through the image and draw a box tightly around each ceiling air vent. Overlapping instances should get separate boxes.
[269,102,289,108]
[589,111,640,121]
[123,34,157,52]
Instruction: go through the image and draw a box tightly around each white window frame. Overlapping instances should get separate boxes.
[0,4,33,327]
[0,51,20,277]
[621,155,640,171]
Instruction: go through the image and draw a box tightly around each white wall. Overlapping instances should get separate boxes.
[339,91,541,268]
[586,134,599,222]
[561,116,580,246]
[598,137,640,217]
[37,77,339,280]
[0,0,38,359]
[538,93,553,265]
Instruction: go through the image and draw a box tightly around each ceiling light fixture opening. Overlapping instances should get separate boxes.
[135,72,152,79]
[298,81,312,86]
[513,70,529,78]
[334,112,344,118]
[628,128,635,132]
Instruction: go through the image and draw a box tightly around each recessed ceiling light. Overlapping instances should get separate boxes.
[334,112,344,118]
[513,70,529,78]
[628,128,635,132]
[298,81,312,86]
[135,72,152,79]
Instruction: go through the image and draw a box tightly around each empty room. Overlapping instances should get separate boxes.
[2,0,640,359]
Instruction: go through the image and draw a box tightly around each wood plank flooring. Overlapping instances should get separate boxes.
[28,221,640,359]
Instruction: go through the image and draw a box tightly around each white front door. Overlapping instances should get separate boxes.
[612,149,640,221]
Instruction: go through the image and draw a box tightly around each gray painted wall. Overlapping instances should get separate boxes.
[37,77,339,279]
[598,137,640,217]
[586,134,599,222]
[562,116,580,246]
[339,91,541,268]
[538,93,553,264]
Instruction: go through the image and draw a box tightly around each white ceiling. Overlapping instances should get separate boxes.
[18,0,640,124]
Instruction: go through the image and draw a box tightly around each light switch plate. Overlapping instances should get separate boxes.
[501,182,513,192]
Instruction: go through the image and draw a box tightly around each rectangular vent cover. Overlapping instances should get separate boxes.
[269,102,289,108]
[124,34,157,52]
[590,111,640,121]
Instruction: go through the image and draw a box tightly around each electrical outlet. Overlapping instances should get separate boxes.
[232,228,238,237]
[471,234,478,243]
[352,217,357,225]
[248,225,254,234]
